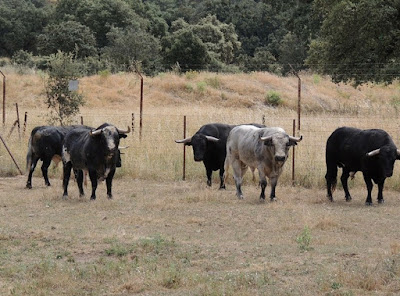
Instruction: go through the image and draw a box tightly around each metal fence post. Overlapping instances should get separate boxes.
[183,115,186,181]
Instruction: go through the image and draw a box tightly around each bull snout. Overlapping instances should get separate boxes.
[275,155,286,162]
[386,170,393,178]
[194,156,203,162]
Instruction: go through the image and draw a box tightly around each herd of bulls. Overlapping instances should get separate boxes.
[26,122,400,206]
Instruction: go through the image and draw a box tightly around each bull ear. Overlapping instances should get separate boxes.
[366,148,380,157]
[205,136,219,142]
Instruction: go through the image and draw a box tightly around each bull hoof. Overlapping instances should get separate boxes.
[270,197,277,202]
[62,194,68,200]
[237,195,244,200]
[90,196,96,201]
[45,182,51,187]
[219,185,226,190]
[327,195,333,202]
[107,195,113,199]
[345,196,352,202]
[207,180,212,187]
[26,184,32,189]
[365,201,373,206]
[378,199,384,204]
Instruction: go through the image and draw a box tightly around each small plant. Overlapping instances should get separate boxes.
[313,74,321,84]
[197,81,207,93]
[98,69,111,79]
[185,70,198,80]
[105,242,132,257]
[161,264,182,289]
[296,225,313,252]
[205,76,220,89]
[265,90,282,106]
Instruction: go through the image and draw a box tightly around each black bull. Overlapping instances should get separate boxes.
[325,127,400,205]
[175,123,264,188]
[26,125,79,189]
[62,123,129,200]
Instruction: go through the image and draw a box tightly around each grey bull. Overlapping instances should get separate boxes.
[224,125,302,200]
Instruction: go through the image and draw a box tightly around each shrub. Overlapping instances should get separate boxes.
[265,90,282,106]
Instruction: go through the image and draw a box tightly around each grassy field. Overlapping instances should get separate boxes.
[1,69,400,295]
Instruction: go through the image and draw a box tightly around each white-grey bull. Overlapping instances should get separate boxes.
[224,125,302,200]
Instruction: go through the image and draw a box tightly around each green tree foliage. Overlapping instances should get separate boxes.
[102,26,161,74]
[162,26,210,71]
[45,52,84,125]
[0,0,49,56]
[37,21,97,58]
[307,0,400,85]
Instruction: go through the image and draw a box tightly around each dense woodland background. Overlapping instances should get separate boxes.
[1,0,399,85]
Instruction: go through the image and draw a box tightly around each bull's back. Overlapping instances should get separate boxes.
[228,125,260,159]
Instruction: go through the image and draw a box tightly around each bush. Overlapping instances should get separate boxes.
[265,90,282,106]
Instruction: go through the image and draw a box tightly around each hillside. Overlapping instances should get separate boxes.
[3,67,400,121]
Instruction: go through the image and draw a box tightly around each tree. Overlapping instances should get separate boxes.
[307,0,400,85]
[45,52,84,125]
[37,21,97,58]
[162,27,210,71]
[102,26,162,74]
[0,0,49,56]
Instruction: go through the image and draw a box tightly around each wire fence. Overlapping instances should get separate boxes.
[2,109,400,191]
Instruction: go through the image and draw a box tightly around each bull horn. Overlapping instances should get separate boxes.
[119,146,129,149]
[205,136,219,142]
[175,137,192,144]
[90,129,102,136]
[397,149,400,156]
[289,135,303,142]
[117,126,131,134]
[367,148,380,157]
[260,135,273,142]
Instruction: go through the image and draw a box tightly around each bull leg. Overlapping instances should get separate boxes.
[62,162,72,199]
[26,157,39,189]
[41,158,52,186]
[269,176,278,201]
[258,169,268,201]
[206,167,212,187]
[363,174,373,206]
[340,170,352,201]
[219,167,225,189]
[232,160,245,199]
[377,180,385,204]
[106,169,115,199]
[89,170,98,200]
[74,169,84,197]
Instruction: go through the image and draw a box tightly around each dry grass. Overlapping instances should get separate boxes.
[1,69,400,294]
[2,177,400,295]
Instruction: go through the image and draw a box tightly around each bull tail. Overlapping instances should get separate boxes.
[26,135,33,173]
[325,163,338,198]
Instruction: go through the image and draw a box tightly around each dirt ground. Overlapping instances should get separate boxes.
[2,175,400,295]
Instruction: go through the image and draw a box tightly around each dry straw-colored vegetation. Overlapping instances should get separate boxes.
[1,67,400,295]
